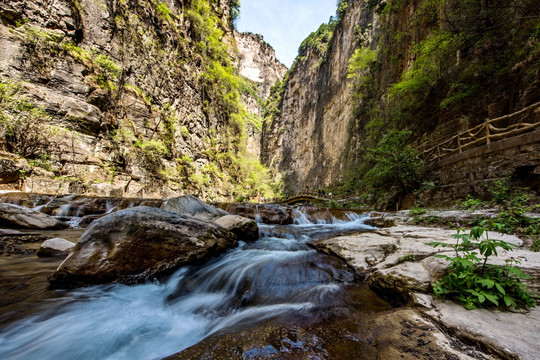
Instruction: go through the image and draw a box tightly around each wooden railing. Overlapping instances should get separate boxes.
[419,101,540,163]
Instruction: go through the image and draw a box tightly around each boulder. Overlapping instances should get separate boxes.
[48,206,238,288]
[363,216,396,228]
[224,203,293,225]
[37,238,75,257]
[162,195,227,221]
[0,156,31,184]
[214,214,259,242]
[0,203,67,229]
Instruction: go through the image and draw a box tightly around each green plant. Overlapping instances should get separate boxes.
[460,195,483,210]
[409,207,427,216]
[397,253,416,263]
[430,226,538,310]
[362,130,423,196]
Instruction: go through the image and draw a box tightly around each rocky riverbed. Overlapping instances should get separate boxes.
[1,193,539,359]
[310,222,540,360]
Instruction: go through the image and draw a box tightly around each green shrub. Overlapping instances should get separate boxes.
[362,130,422,195]
[430,226,538,310]
[409,207,427,216]
[460,195,483,210]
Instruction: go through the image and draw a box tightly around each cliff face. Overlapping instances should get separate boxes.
[0,0,285,200]
[263,0,539,202]
[262,0,375,192]
[234,31,287,157]
[235,31,287,100]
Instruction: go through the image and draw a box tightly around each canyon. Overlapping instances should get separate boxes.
[0,0,538,207]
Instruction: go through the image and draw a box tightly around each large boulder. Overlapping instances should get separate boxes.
[37,238,76,257]
[48,206,238,288]
[0,156,31,184]
[0,203,67,229]
[224,203,293,225]
[162,195,227,221]
[214,215,259,242]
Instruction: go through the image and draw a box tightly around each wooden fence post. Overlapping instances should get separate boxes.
[485,118,490,144]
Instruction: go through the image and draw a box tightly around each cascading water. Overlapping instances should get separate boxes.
[0,208,382,360]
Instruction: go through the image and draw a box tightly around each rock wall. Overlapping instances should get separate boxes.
[262,0,375,193]
[234,31,287,157]
[262,0,540,200]
[0,0,284,200]
[235,31,287,100]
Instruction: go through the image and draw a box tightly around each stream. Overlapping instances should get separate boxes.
[0,206,392,359]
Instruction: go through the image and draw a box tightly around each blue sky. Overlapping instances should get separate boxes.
[236,0,338,67]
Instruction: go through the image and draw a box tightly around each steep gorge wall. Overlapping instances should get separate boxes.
[262,0,375,192]
[263,0,539,202]
[0,0,285,200]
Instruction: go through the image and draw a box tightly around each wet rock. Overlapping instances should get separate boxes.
[214,215,259,242]
[0,229,48,254]
[162,195,227,221]
[224,203,293,225]
[48,206,238,288]
[166,307,482,360]
[312,225,538,295]
[0,156,31,184]
[37,238,75,257]
[0,203,67,229]
[364,216,396,228]
[422,299,540,360]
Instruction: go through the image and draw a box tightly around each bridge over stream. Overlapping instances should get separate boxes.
[279,195,323,205]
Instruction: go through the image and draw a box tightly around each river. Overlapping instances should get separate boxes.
[0,207,392,359]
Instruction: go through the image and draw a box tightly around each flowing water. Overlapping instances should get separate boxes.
[0,208,388,359]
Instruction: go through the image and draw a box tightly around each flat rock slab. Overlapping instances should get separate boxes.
[0,203,67,229]
[311,224,540,359]
[421,297,540,360]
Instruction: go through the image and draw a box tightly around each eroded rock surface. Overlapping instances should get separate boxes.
[214,214,259,242]
[162,195,227,221]
[224,203,293,225]
[0,203,67,229]
[311,224,540,359]
[48,206,238,288]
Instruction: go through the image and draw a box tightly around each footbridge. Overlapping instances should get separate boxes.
[279,195,322,205]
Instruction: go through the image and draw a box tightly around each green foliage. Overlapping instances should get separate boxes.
[229,0,241,25]
[298,21,336,57]
[409,207,427,216]
[337,0,348,20]
[155,1,173,22]
[532,237,540,252]
[397,253,416,263]
[481,179,539,235]
[390,31,460,100]
[347,47,378,97]
[431,226,538,310]
[460,195,483,210]
[134,139,169,157]
[362,130,422,195]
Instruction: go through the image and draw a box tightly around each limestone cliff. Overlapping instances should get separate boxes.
[0,0,285,200]
[263,0,539,204]
[262,0,374,192]
[234,30,287,157]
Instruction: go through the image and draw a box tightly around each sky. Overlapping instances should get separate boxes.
[236,0,338,68]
